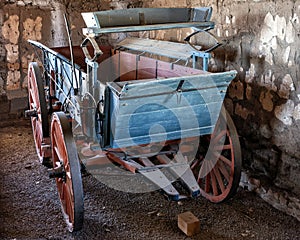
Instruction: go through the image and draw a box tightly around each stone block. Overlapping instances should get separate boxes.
[228,80,244,100]
[5,44,19,63]
[6,70,21,91]
[10,97,28,114]
[259,90,273,112]
[7,90,28,114]
[0,113,10,121]
[2,15,19,45]
[0,99,9,113]
[274,100,294,126]
[23,16,42,41]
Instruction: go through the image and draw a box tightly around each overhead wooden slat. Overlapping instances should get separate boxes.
[82,7,214,35]
[117,37,201,61]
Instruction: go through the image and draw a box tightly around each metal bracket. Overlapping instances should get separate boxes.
[81,36,103,62]
[192,51,211,71]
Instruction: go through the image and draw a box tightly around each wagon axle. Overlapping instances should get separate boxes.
[25,109,38,118]
[48,164,66,181]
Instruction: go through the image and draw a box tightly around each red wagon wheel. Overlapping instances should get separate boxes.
[50,112,84,232]
[191,106,241,203]
[27,62,50,166]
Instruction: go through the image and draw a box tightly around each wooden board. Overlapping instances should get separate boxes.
[82,7,214,35]
[83,22,214,35]
[97,51,206,84]
[107,69,237,148]
[118,37,201,61]
[178,211,200,236]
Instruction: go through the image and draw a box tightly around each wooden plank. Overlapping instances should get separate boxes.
[114,102,222,130]
[178,211,200,236]
[96,8,191,27]
[118,37,201,60]
[99,51,206,83]
[111,126,214,149]
[106,152,137,173]
[83,21,214,35]
[139,157,155,167]
[116,88,227,115]
[113,70,237,99]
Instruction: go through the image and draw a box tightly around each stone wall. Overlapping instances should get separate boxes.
[144,0,300,220]
[144,0,300,201]
[0,1,58,119]
[0,0,300,219]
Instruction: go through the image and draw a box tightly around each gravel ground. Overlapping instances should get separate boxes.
[0,121,299,240]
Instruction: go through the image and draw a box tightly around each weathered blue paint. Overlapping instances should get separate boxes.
[107,70,237,148]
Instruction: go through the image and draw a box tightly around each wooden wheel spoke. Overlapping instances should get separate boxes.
[217,153,232,167]
[191,158,201,170]
[65,186,74,223]
[205,173,211,193]
[213,130,227,144]
[211,118,221,139]
[213,144,232,151]
[210,170,218,196]
[217,161,230,182]
[53,145,64,163]
[197,164,203,182]
[198,160,210,180]
[213,166,225,193]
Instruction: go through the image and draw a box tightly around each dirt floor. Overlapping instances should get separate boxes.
[0,120,299,240]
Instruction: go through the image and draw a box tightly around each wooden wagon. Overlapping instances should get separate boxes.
[26,7,241,232]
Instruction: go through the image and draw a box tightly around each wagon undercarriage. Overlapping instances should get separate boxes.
[26,7,242,232]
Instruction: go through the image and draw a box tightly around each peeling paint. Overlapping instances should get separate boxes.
[261,13,287,43]
[260,70,277,92]
[286,21,295,44]
[293,104,300,121]
[261,12,275,44]
[259,12,290,66]
[282,46,290,64]
[278,74,295,99]
[275,100,295,126]
[275,15,287,41]
[245,63,256,83]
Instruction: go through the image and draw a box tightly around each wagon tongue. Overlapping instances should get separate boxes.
[138,166,181,201]
[128,152,201,201]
